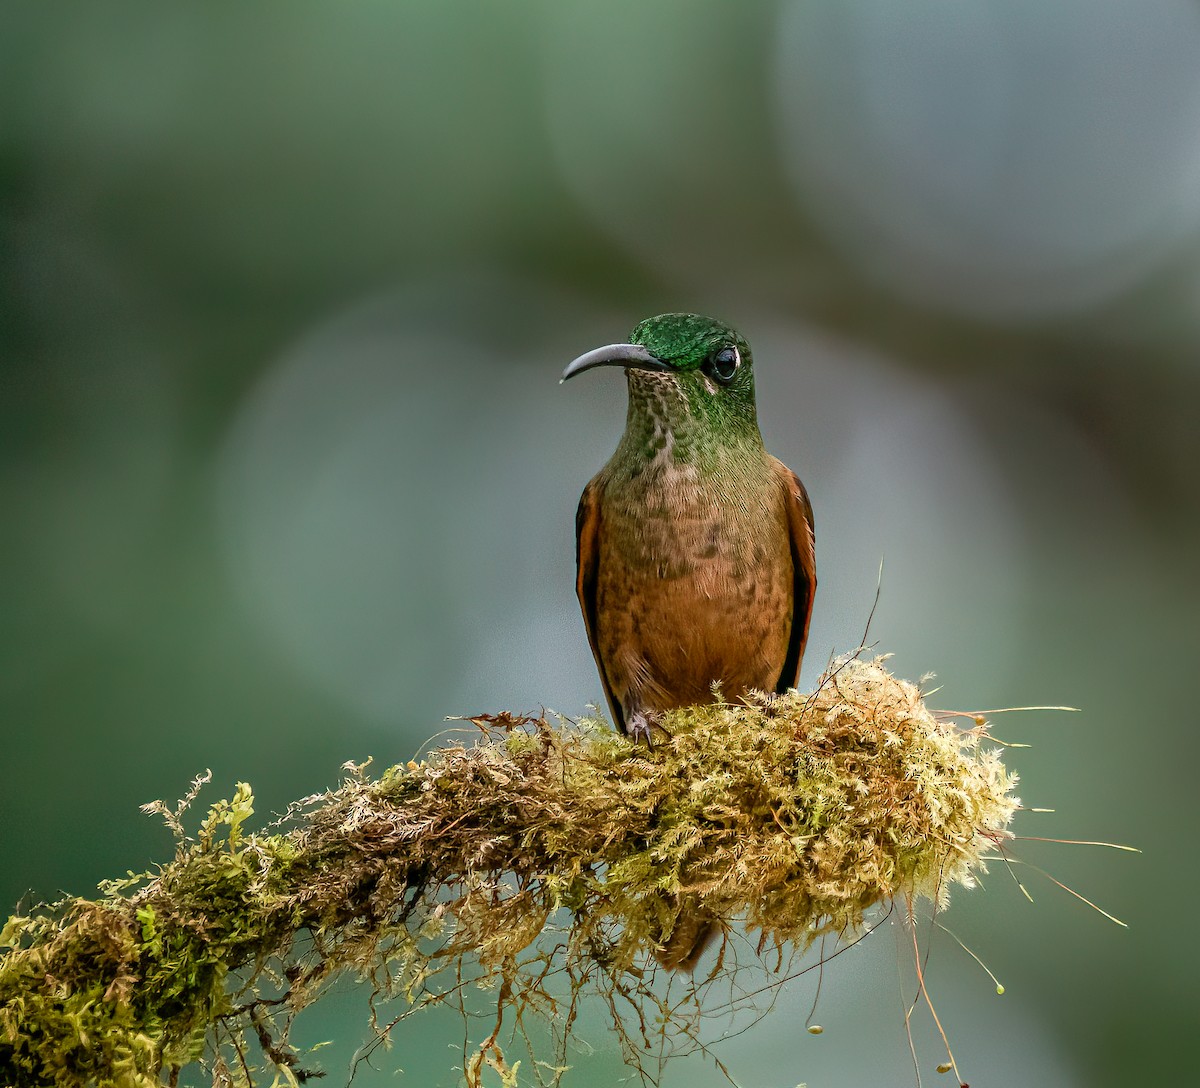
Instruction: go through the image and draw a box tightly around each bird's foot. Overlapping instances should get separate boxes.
[627,711,671,750]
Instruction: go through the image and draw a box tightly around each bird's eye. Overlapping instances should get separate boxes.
[707,346,740,383]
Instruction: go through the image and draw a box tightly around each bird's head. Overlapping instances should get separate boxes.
[562,313,758,436]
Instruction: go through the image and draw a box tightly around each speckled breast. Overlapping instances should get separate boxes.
[594,455,793,715]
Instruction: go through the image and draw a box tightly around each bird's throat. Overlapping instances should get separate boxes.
[614,370,763,475]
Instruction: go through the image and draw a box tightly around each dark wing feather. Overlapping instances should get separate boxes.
[575,476,625,732]
[769,457,817,693]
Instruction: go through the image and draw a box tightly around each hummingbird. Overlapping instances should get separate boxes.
[563,312,816,744]
[562,313,817,968]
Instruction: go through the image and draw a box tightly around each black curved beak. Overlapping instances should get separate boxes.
[560,343,669,383]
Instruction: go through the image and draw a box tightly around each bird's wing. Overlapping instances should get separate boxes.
[769,457,817,694]
[575,475,625,732]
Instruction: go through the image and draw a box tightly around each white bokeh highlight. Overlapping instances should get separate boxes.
[214,282,606,730]
[541,3,803,297]
[775,0,1200,320]
[751,319,1032,701]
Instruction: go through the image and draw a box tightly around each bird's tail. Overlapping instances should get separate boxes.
[654,899,718,972]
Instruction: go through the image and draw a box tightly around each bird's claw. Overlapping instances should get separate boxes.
[627,712,671,750]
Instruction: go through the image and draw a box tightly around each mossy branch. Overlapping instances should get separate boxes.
[0,658,1018,1087]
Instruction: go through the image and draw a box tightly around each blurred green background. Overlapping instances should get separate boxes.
[3,2,1197,1085]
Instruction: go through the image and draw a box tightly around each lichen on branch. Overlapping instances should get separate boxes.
[0,657,1018,1087]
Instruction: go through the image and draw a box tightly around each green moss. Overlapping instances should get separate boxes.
[0,658,1018,1086]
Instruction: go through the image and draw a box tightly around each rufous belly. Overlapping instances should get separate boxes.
[595,508,793,716]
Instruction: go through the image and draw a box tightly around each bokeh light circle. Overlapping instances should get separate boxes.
[749,319,1032,699]
[542,3,805,297]
[215,276,624,730]
[774,0,1200,321]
